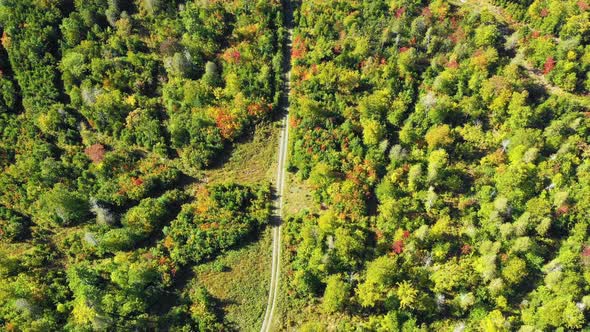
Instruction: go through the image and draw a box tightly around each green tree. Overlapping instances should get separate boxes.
[322,274,349,313]
[357,256,398,307]
[475,24,500,48]
[37,184,90,226]
[396,281,418,309]
[425,124,453,150]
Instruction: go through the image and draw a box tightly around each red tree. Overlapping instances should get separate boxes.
[461,244,472,255]
[292,36,307,59]
[215,110,240,140]
[395,7,405,18]
[393,240,404,254]
[222,48,241,64]
[84,144,106,164]
[543,57,556,74]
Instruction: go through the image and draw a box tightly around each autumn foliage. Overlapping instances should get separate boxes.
[214,109,241,140]
[84,143,106,164]
[543,57,555,74]
[291,35,307,60]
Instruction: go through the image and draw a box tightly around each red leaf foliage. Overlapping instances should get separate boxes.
[447,59,458,69]
[393,240,404,254]
[396,7,405,18]
[375,229,384,240]
[247,102,271,117]
[84,144,106,164]
[292,35,307,60]
[461,244,472,255]
[222,48,241,64]
[556,204,570,216]
[543,57,555,74]
[215,109,240,140]
[132,177,143,186]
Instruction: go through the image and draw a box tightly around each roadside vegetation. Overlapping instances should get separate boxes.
[195,227,272,331]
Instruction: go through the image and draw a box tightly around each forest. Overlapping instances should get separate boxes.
[283,0,590,330]
[0,0,280,330]
[1,0,590,331]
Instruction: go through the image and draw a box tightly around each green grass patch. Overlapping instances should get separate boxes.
[194,228,272,331]
[283,171,316,217]
[185,121,281,330]
[204,122,280,186]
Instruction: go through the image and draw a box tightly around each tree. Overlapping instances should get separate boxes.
[37,184,90,226]
[322,275,349,313]
[396,281,418,309]
[427,149,448,182]
[425,125,453,150]
[0,206,27,242]
[165,52,193,78]
[202,61,220,86]
[361,118,385,146]
[357,256,398,307]
[187,284,223,331]
[84,144,106,164]
[165,183,270,265]
[333,227,366,271]
[501,256,527,284]
[408,164,423,192]
[475,24,500,48]
[480,310,508,332]
[121,197,167,239]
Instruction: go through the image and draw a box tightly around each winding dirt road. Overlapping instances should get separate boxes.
[260,1,293,331]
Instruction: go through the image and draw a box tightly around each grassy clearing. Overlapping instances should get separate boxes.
[272,171,317,331]
[185,121,281,330]
[271,236,292,331]
[283,171,316,217]
[193,118,316,331]
[195,228,272,331]
[203,122,280,186]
